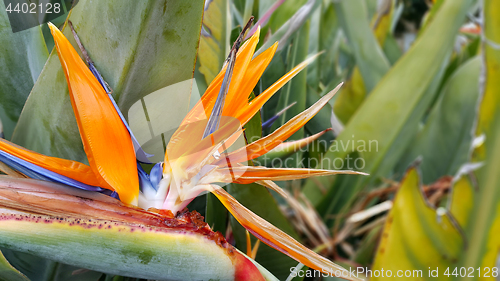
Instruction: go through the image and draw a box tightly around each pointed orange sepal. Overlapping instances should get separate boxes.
[216,84,342,165]
[211,186,362,281]
[49,23,138,205]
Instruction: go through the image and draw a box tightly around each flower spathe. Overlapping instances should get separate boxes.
[0,21,366,280]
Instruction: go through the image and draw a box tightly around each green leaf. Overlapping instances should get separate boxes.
[0,250,29,281]
[372,167,464,280]
[268,0,307,32]
[228,183,300,280]
[242,0,255,24]
[12,0,204,162]
[317,2,340,85]
[1,250,103,281]
[396,56,481,184]
[382,33,402,65]
[449,173,475,230]
[303,0,474,219]
[0,2,49,140]
[271,21,309,167]
[255,0,319,57]
[454,0,500,274]
[473,0,500,161]
[197,0,231,85]
[244,92,262,143]
[333,0,390,93]
[332,0,393,124]
[205,192,228,234]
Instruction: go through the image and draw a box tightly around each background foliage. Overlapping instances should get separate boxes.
[0,0,498,280]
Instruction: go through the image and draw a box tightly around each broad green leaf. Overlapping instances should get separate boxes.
[333,0,393,124]
[306,5,320,88]
[382,33,402,65]
[12,0,204,162]
[198,0,231,85]
[396,56,481,184]
[205,192,228,234]
[317,2,340,84]
[228,183,300,280]
[420,0,446,35]
[454,0,500,276]
[0,2,49,140]
[1,250,103,281]
[303,0,474,219]
[333,0,390,93]
[372,167,464,280]
[0,250,29,281]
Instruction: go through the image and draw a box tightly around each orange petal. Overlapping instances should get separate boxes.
[214,166,367,184]
[266,128,332,155]
[165,35,262,170]
[236,54,322,127]
[224,41,278,118]
[0,139,101,186]
[49,23,138,205]
[254,179,288,198]
[222,28,261,117]
[216,84,342,165]
[210,186,362,281]
[180,32,263,126]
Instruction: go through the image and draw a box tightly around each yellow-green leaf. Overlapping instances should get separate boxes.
[449,174,475,230]
[372,167,464,280]
[455,1,500,275]
[0,251,29,281]
[198,0,231,85]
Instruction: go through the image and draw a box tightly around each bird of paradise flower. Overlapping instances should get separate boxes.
[0,18,366,281]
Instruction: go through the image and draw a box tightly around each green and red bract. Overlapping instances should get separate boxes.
[0,177,268,281]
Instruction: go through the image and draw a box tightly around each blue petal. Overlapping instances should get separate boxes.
[137,162,156,193]
[149,162,163,190]
[0,150,102,192]
[88,61,111,93]
[262,115,279,129]
[100,189,120,200]
[262,102,297,129]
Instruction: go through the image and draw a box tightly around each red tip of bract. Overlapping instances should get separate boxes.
[231,251,265,281]
[48,23,139,205]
